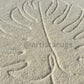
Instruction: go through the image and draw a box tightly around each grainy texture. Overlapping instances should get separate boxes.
[0,0,84,84]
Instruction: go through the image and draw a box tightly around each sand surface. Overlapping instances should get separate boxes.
[0,0,84,84]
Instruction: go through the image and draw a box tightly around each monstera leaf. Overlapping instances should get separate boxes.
[0,0,84,83]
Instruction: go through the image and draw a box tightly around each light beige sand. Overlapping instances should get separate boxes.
[0,0,84,84]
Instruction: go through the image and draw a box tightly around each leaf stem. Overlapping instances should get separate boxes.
[38,1,67,74]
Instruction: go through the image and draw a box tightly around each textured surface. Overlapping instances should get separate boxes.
[0,0,84,84]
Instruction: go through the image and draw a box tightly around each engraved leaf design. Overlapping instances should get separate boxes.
[0,0,84,83]
[48,54,55,71]
[43,0,84,76]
